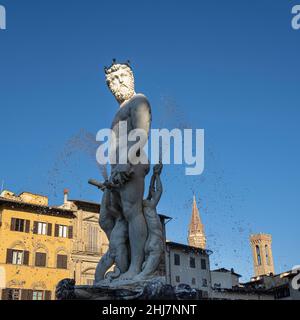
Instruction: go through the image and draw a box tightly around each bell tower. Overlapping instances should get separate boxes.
[250,234,275,277]
[188,195,206,249]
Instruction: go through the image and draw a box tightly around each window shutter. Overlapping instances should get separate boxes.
[57,254,67,269]
[54,224,59,237]
[21,289,33,300]
[62,255,67,269]
[35,252,46,267]
[6,249,13,264]
[33,221,38,234]
[10,218,16,231]
[57,255,62,268]
[44,290,52,300]
[35,252,40,266]
[23,251,29,265]
[25,220,30,233]
[47,223,52,236]
[41,253,46,267]
[68,226,73,239]
[1,288,12,300]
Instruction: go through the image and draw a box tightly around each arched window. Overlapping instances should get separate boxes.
[256,245,261,265]
[265,245,270,265]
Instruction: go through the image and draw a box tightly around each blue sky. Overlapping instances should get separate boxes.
[0,0,299,281]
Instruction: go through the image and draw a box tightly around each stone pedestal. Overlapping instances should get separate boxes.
[56,277,199,300]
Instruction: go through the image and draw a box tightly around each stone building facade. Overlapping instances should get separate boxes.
[62,195,109,286]
[165,241,212,298]
[250,233,275,277]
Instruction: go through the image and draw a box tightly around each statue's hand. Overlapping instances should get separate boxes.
[153,163,163,176]
[111,169,134,187]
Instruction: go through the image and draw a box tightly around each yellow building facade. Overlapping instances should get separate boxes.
[0,191,75,300]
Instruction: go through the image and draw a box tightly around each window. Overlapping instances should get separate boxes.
[33,222,52,236]
[201,258,206,270]
[174,254,180,266]
[9,289,21,300]
[57,254,68,269]
[15,219,24,232]
[35,252,46,267]
[265,245,270,265]
[11,218,30,233]
[190,257,196,268]
[12,250,23,265]
[33,291,44,300]
[175,276,180,283]
[59,225,67,238]
[87,224,100,252]
[2,289,34,300]
[38,222,47,235]
[256,245,262,265]
[202,278,208,287]
[55,224,72,238]
[192,278,196,285]
[86,279,94,286]
[6,249,29,265]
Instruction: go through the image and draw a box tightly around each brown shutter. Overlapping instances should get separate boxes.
[41,253,46,267]
[2,288,12,300]
[21,289,33,300]
[44,291,52,300]
[35,252,40,266]
[68,226,73,239]
[25,220,30,233]
[35,252,46,267]
[33,221,38,234]
[47,223,52,236]
[54,224,59,237]
[6,249,13,264]
[23,251,29,265]
[62,255,67,269]
[57,255,61,268]
[10,218,16,231]
[57,254,67,269]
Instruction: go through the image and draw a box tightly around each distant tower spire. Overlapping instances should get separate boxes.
[188,195,206,249]
[250,234,275,277]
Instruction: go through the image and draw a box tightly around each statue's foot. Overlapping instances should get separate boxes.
[118,270,139,281]
[94,278,112,287]
[132,274,146,282]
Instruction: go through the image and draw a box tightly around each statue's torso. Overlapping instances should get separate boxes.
[111,93,151,132]
[110,94,151,172]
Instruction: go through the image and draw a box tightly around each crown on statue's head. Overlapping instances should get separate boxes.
[104,58,132,75]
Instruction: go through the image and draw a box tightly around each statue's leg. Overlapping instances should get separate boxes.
[99,189,114,240]
[95,192,123,283]
[119,166,148,279]
[94,251,114,283]
[112,218,129,274]
[135,252,162,280]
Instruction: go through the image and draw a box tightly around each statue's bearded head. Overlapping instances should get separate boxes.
[105,63,135,104]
